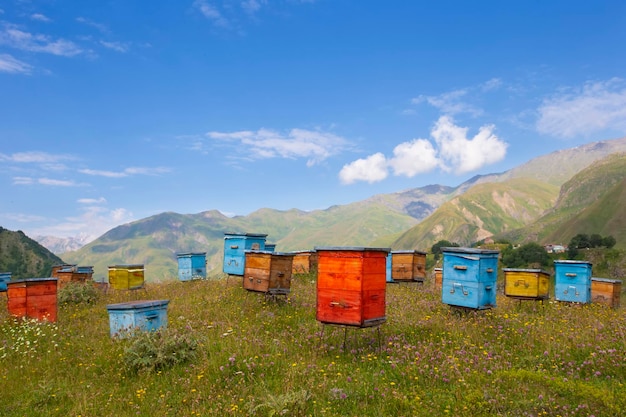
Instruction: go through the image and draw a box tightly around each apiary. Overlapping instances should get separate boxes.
[177,252,207,281]
[391,250,427,282]
[315,246,389,327]
[553,260,592,303]
[503,268,551,300]
[433,268,443,291]
[292,250,318,274]
[441,247,499,309]
[7,278,58,322]
[243,251,294,295]
[106,299,169,338]
[0,271,10,292]
[591,277,621,308]
[108,265,145,290]
[223,232,268,276]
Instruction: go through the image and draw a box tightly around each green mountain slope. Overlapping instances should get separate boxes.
[0,227,66,279]
[391,178,559,250]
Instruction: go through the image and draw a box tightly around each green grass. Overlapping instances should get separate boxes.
[1,275,625,416]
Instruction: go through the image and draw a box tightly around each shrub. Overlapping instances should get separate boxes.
[57,282,100,305]
[122,328,199,374]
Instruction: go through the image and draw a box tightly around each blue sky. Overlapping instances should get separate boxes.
[1,1,626,241]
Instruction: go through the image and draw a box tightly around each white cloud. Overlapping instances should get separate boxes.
[100,41,130,53]
[388,139,440,177]
[206,128,349,166]
[0,53,32,74]
[38,177,81,187]
[194,0,231,28]
[412,88,483,117]
[339,116,507,183]
[79,166,170,177]
[339,153,388,185]
[31,13,51,22]
[12,176,33,185]
[0,24,83,56]
[242,0,265,14]
[76,17,109,33]
[537,78,626,138]
[0,151,75,163]
[432,116,507,174]
[77,197,107,204]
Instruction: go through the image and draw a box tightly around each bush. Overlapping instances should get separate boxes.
[122,328,199,374]
[57,282,100,305]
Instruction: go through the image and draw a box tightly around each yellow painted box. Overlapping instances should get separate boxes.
[108,265,145,290]
[591,277,621,308]
[503,268,550,300]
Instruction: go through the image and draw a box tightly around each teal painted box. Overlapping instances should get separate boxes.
[0,271,10,292]
[441,247,499,309]
[106,299,169,338]
[223,232,268,276]
[386,252,393,283]
[177,252,207,281]
[554,260,592,303]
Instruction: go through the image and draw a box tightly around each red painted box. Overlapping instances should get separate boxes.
[7,278,58,322]
[315,246,389,327]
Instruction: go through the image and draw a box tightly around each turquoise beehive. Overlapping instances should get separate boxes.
[223,232,267,276]
[177,252,207,281]
[106,299,169,338]
[554,260,592,303]
[441,247,499,309]
[0,271,10,292]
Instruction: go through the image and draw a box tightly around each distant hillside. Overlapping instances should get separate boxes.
[0,227,66,279]
[497,153,626,248]
[391,178,559,250]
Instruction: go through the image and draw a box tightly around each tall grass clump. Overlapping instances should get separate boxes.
[57,281,100,305]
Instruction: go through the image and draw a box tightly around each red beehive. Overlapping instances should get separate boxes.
[315,246,389,327]
[7,278,58,322]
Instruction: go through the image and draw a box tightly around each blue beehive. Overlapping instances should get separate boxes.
[264,243,276,252]
[177,252,207,281]
[0,271,11,292]
[106,299,170,338]
[441,247,499,309]
[223,232,268,276]
[385,252,393,283]
[554,260,592,303]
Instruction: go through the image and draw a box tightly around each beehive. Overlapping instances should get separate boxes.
[433,268,443,291]
[386,253,393,283]
[503,268,550,300]
[292,250,318,274]
[264,243,276,252]
[7,278,58,322]
[108,265,145,290]
[54,265,94,289]
[106,299,169,338]
[0,271,11,292]
[441,247,499,309]
[391,250,427,282]
[553,260,592,303]
[591,277,621,308]
[223,232,268,276]
[315,246,389,327]
[243,251,294,295]
[177,252,207,281]
[51,264,76,277]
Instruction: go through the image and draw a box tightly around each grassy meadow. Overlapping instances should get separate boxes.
[1,274,625,417]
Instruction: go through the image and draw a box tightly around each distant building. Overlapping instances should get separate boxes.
[545,244,566,253]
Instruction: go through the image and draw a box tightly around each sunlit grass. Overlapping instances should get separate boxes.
[1,275,624,416]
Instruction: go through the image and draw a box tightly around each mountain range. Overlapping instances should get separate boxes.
[33,136,626,282]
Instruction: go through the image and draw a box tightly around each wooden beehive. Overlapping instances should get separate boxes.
[108,265,145,290]
[53,265,94,289]
[106,299,169,338]
[503,268,551,300]
[433,268,443,291]
[177,252,207,281]
[441,247,499,309]
[391,250,427,282]
[223,232,268,276]
[51,264,76,277]
[292,250,318,274]
[315,246,389,327]
[0,271,11,292]
[591,277,621,308]
[553,260,592,303]
[243,251,294,295]
[7,278,58,322]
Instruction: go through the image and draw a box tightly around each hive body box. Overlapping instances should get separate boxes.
[315,246,389,327]
[391,250,427,282]
[292,250,318,274]
[108,265,145,290]
[0,271,11,292]
[386,253,393,283]
[106,299,169,338]
[243,251,294,294]
[553,260,592,303]
[177,252,207,281]
[433,268,443,291]
[264,244,276,252]
[7,278,58,322]
[54,265,94,289]
[591,277,621,308]
[223,233,268,276]
[503,268,550,300]
[441,247,499,309]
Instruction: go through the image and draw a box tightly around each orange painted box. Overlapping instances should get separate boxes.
[7,278,58,322]
[243,251,294,295]
[391,250,427,282]
[292,250,319,274]
[315,246,389,327]
[591,277,621,308]
[433,268,443,291]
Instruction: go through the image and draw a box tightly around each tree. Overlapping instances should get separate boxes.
[602,235,616,249]
[431,240,459,261]
[502,242,550,269]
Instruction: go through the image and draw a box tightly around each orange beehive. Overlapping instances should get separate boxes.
[315,246,389,327]
[433,268,443,291]
[292,250,318,274]
[591,277,621,308]
[391,250,427,282]
[243,251,294,295]
[7,278,58,322]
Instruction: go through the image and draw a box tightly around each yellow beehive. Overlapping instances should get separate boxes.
[503,268,550,300]
[108,265,145,290]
